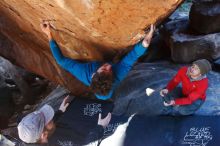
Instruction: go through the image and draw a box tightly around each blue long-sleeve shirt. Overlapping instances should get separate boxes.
[49,40,148,100]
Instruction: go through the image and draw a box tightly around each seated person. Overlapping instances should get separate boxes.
[17,96,111,144]
[160,59,212,115]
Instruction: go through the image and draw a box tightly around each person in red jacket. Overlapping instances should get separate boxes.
[160,59,212,115]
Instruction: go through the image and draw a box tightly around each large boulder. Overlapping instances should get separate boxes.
[160,18,220,63]
[0,56,51,129]
[189,1,220,34]
[0,0,184,95]
[113,61,220,116]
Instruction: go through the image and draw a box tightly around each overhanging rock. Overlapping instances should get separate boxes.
[0,0,183,95]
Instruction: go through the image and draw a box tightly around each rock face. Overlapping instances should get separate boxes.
[0,56,50,129]
[160,18,220,63]
[189,1,220,34]
[0,0,183,95]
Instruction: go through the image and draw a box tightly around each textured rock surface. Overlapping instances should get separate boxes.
[189,1,220,34]
[0,57,51,129]
[160,18,220,63]
[0,0,183,95]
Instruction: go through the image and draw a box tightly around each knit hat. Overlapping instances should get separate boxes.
[193,59,212,75]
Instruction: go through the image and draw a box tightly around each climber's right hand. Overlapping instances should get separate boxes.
[142,24,155,48]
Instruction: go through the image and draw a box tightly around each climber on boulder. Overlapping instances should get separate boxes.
[160,59,212,115]
[41,21,155,100]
